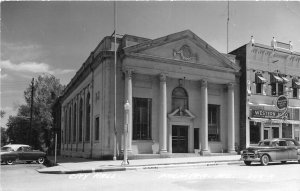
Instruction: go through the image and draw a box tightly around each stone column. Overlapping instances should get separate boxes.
[125,69,133,152]
[159,74,167,153]
[228,83,236,154]
[200,80,209,155]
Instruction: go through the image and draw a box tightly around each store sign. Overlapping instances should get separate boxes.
[251,109,289,119]
[275,95,288,110]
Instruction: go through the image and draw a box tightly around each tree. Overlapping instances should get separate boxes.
[1,110,8,146]
[6,74,64,150]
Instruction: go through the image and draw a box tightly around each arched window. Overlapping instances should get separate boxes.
[85,93,91,141]
[79,99,83,142]
[172,87,188,111]
[73,103,77,143]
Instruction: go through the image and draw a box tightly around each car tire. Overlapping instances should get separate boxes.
[26,161,32,164]
[244,161,251,166]
[281,161,287,164]
[298,160,300,164]
[37,157,45,164]
[261,155,270,166]
[6,160,14,165]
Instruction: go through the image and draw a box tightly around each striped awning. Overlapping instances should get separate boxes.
[255,73,267,84]
[279,75,290,83]
[292,78,300,89]
[271,73,283,83]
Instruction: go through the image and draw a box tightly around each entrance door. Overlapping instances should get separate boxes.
[172,125,188,153]
[264,127,279,139]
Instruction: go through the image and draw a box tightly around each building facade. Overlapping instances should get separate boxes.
[231,38,300,149]
[57,30,241,159]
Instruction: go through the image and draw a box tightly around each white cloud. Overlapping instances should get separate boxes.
[1,60,75,76]
[2,60,52,74]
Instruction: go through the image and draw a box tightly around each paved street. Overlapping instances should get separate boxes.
[1,162,300,191]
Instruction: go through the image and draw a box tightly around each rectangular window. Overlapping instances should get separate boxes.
[278,83,284,95]
[294,125,300,141]
[208,104,220,141]
[293,88,298,98]
[133,98,152,140]
[282,123,292,138]
[95,117,99,141]
[256,83,262,94]
[250,122,261,144]
[194,128,199,149]
[271,84,277,96]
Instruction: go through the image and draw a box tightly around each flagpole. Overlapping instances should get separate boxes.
[227,0,229,53]
[113,1,117,161]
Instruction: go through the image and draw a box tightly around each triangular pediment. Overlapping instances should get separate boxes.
[123,30,240,72]
[168,108,196,119]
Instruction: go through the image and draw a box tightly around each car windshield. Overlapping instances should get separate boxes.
[258,141,270,146]
[1,146,13,152]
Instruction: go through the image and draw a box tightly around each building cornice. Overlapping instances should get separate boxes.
[124,52,239,75]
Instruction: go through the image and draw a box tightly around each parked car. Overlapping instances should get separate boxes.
[241,138,300,166]
[0,144,46,165]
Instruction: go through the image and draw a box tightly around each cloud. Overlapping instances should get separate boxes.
[1,60,75,76]
[1,42,44,63]
[2,60,52,73]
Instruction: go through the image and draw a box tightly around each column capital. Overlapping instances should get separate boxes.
[228,83,235,90]
[124,68,134,79]
[159,73,167,82]
[200,79,208,87]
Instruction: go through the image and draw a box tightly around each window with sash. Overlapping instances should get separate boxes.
[208,104,220,141]
[133,98,152,140]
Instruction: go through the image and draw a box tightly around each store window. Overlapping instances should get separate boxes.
[208,104,220,141]
[294,125,300,141]
[172,87,188,111]
[282,123,292,138]
[250,121,261,144]
[133,98,152,140]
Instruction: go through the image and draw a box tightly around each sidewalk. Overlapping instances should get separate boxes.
[37,155,242,174]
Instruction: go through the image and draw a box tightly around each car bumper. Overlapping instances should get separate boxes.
[241,154,261,162]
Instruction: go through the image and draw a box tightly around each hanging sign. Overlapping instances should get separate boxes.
[275,95,288,110]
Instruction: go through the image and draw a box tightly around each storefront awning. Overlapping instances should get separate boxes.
[255,73,267,84]
[281,76,289,83]
[271,73,283,83]
[292,78,300,89]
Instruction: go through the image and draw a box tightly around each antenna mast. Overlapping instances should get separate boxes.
[227,0,229,53]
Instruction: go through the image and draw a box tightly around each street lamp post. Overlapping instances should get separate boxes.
[122,100,130,166]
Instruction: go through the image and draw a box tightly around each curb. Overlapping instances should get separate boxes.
[37,160,242,174]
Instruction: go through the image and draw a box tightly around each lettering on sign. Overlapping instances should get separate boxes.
[251,109,289,119]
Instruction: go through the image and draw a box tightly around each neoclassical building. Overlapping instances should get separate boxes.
[230,37,300,149]
[57,30,241,159]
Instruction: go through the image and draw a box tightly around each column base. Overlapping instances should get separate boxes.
[159,150,168,154]
[227,150,237,155]
[200,150,210,156]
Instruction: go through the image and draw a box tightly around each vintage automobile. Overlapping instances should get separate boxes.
[241,138,300,166]
[0,144,46,165]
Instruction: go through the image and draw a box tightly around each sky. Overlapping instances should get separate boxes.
[1,1,300,128]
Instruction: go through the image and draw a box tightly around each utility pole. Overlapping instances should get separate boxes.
[28,78,34,146]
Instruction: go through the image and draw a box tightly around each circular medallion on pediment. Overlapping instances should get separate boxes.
[180,45,192,60]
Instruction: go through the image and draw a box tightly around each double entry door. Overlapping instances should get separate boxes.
[264,126,279,139]
[172,125,188,153]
